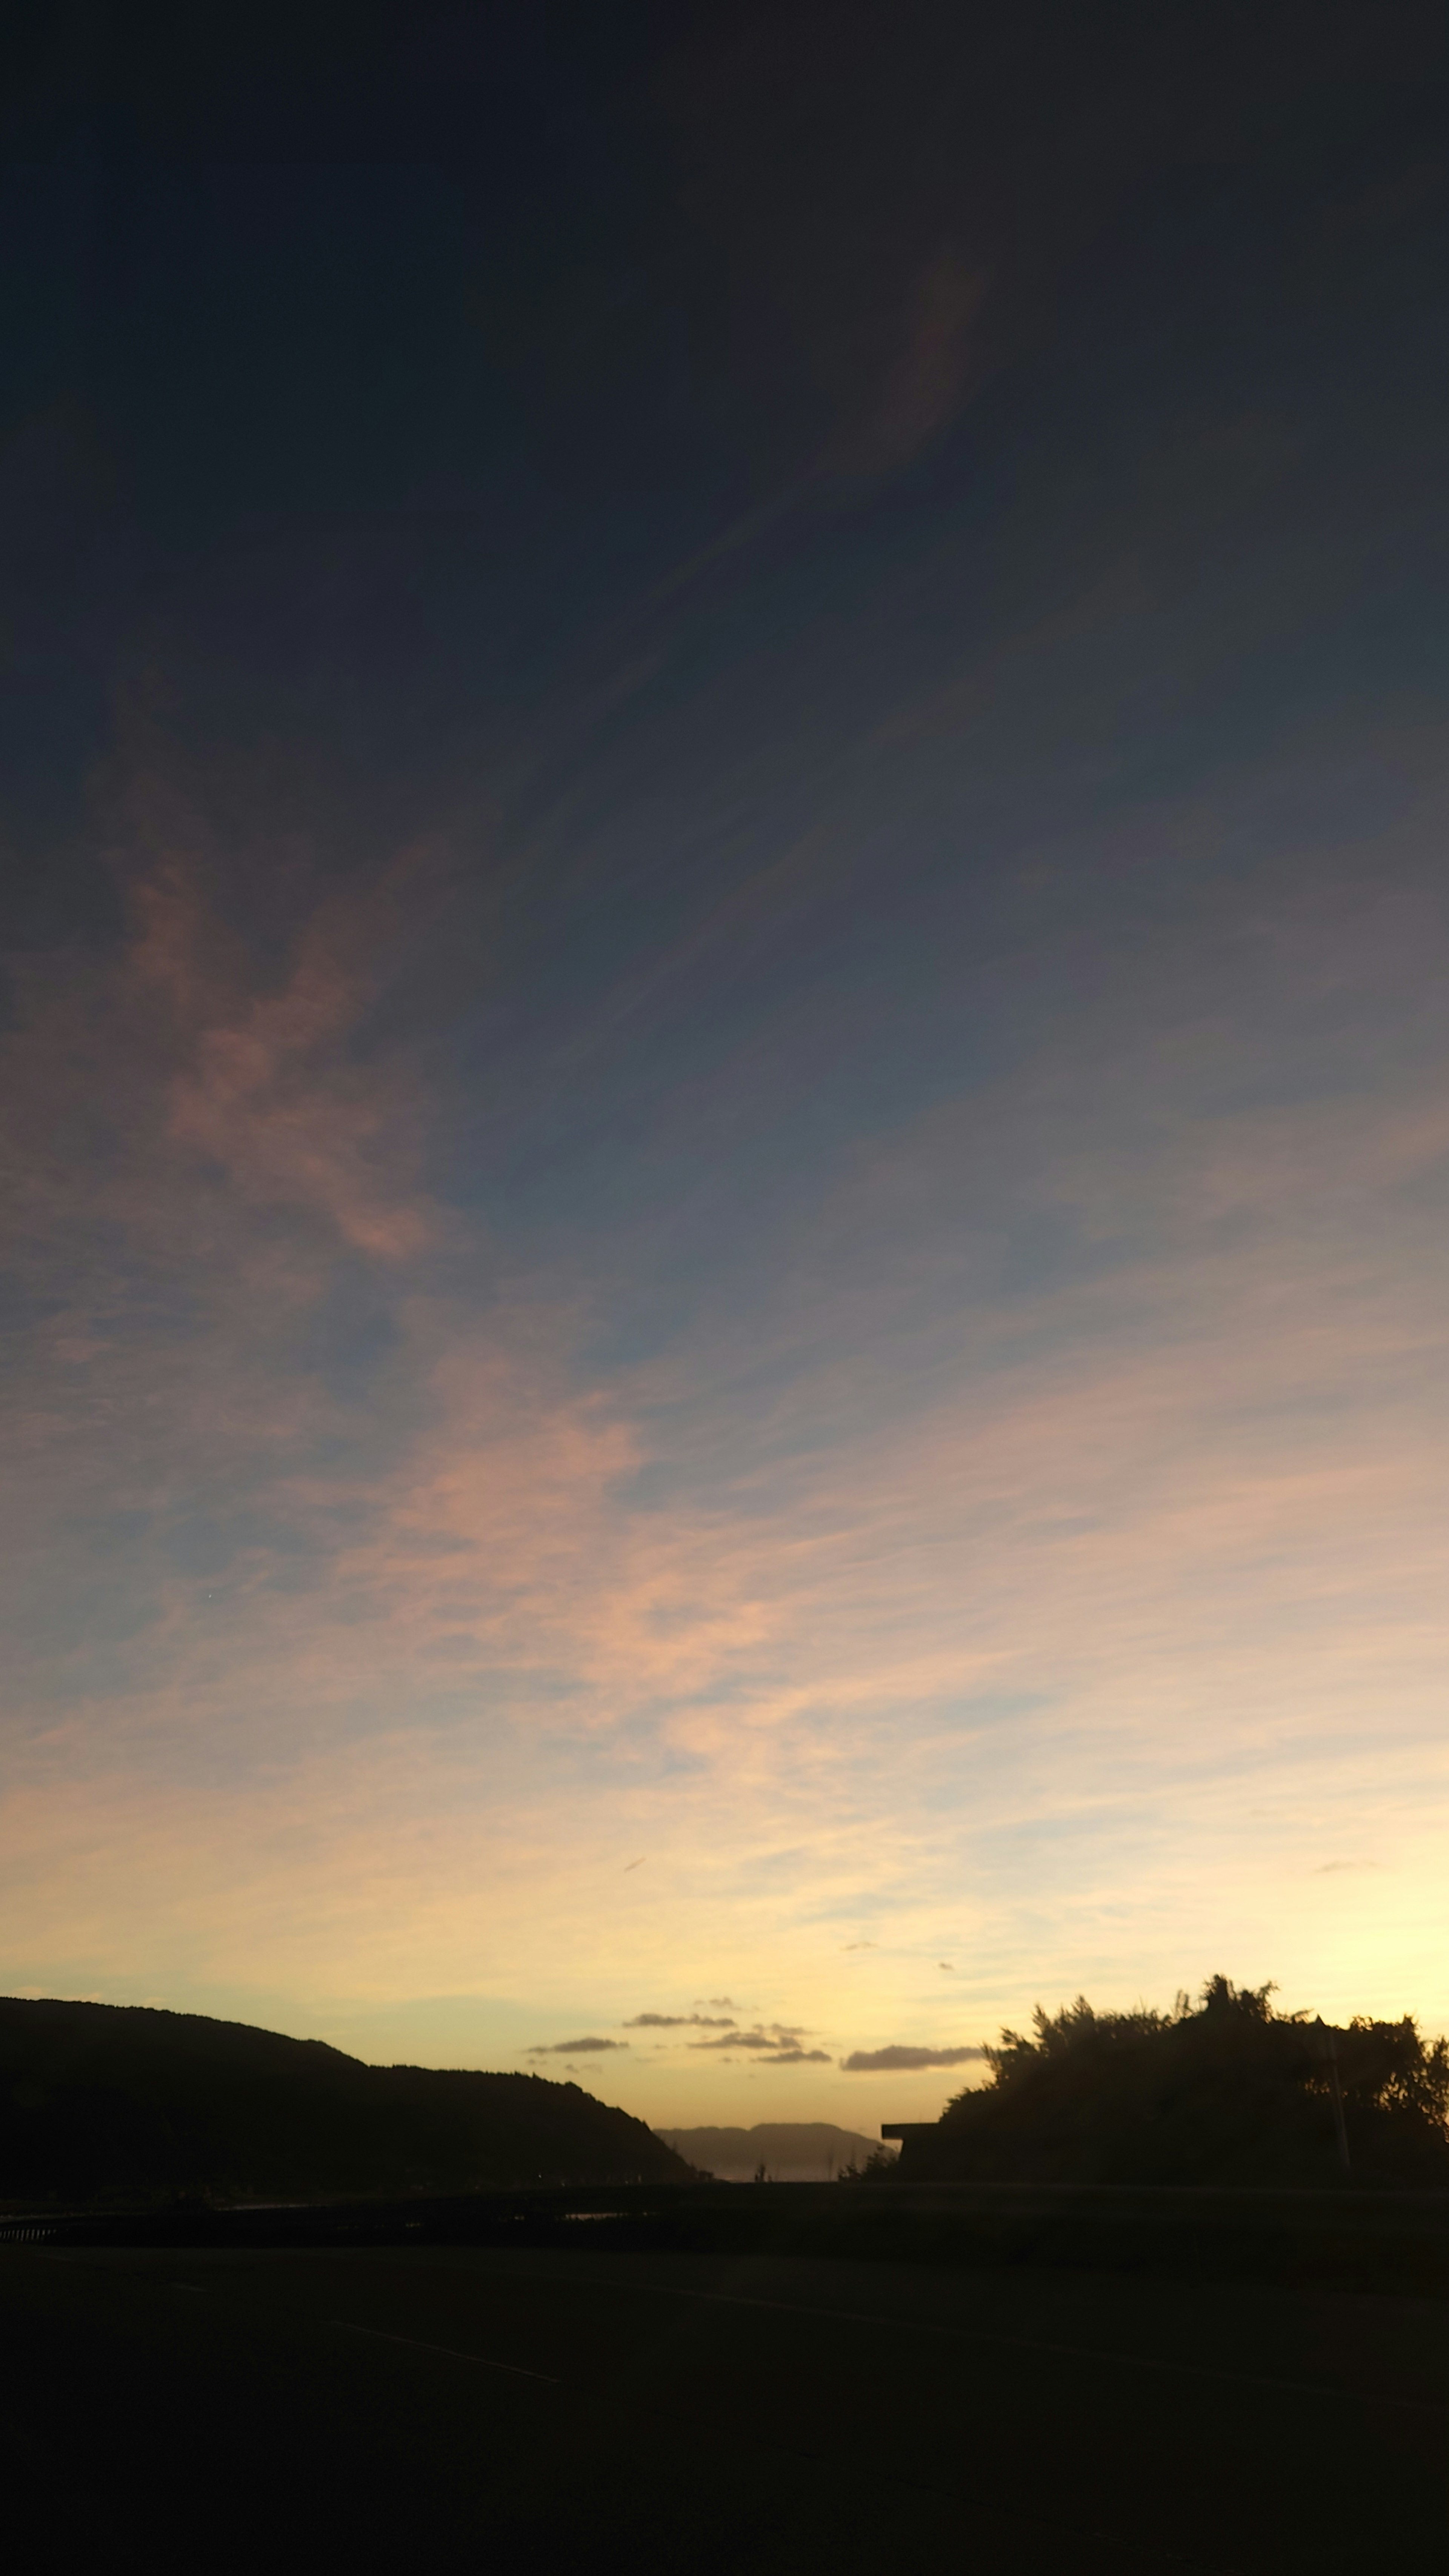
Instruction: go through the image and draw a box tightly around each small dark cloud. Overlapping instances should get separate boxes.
[690,2023,808,2055]
[764,2047,831,2066]
[528,2035,628,2055]
[1311,1860,1381,1874]
[699,1996,741,2010]
[622,1857,645,1872]
[843,1941,877,1952]
[840,2043,986,2073]
[625,2011,738,2028]
[938,1961,954,1971]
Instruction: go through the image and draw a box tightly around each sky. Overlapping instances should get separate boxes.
[4,0,1449,2132]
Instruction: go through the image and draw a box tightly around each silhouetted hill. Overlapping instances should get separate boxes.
[0,1998,696,2206]
[655,2122,894,2180]
[885,1977,1449,2188]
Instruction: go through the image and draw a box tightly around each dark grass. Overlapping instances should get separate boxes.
[5,2224,1449,2573]
[13,2174,1449,2301]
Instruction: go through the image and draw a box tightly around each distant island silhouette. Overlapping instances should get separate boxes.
[881,1976,1449,2188]
[654,2122,896,2181]
[0,1998,696,2207]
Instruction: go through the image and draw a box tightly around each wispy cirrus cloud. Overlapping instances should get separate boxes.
[625,2012,738,2028]
[5,759,1449,2110]
[849,245,989,473]
[154,883,435,1263]
[841,2044,986,2073]
[686,2025,825,2065]
[529,2036,626,2055]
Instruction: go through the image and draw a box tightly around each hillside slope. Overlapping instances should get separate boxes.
[0,1997,695,2205]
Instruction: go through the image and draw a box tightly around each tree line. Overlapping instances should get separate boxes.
[880,1977,1449,2186]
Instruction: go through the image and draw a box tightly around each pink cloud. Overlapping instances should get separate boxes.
[130,846,436,1258]
[5,790,1449,2082]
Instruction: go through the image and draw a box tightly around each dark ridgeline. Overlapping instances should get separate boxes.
[882,1978,1449,2188]
[0,1998,695,2206]
[654,2122,891,2180]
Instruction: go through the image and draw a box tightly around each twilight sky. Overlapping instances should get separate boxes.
[5,1,1449,2129]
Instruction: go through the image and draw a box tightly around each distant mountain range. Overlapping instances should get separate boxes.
[654,2122,894,2180]
[0,1998,695,2206]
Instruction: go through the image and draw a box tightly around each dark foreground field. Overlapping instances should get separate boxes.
[4,2226,1449,2574]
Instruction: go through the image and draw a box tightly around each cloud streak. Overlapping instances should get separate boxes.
[841,2045,986,2073]
[688,2026,810,2055]
[529,2036,626,2055]
[625,2013,738,2029]
[5,754,1449,2112]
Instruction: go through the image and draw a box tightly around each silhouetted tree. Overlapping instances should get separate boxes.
[885,1976,1449,2187]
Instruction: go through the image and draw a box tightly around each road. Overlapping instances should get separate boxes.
[4,2237,1447,2570]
